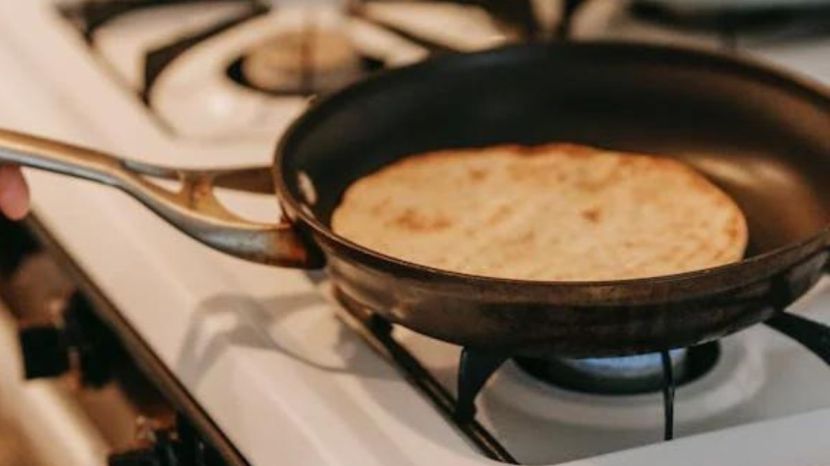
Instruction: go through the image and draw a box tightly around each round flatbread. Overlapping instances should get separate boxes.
[332,144,748,281]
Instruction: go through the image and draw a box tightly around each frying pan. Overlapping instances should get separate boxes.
[1,42,829,358]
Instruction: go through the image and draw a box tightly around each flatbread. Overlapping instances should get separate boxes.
[331,144,748,281]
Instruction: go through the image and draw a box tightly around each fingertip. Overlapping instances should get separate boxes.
[0,165,30,220]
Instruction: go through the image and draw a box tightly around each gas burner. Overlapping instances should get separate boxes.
[58,1,517,143]
[513,344,719,395]
[484,335,766,434]
[146,8,430,141]
[228,26,383,96]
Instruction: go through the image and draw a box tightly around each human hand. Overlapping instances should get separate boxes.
[0,165,29,220]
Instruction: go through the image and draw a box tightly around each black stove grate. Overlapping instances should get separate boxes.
[334,290,518,463]
[335,284,830,464]
[630,1,830,41]
[660,349,675,441]
[766,311,830,366]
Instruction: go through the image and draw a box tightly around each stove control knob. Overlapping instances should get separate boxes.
[17,292,118,386]
[63,293,118,387]
[18,323,69,379]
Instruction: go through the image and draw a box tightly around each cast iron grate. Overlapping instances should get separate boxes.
[335,287,830,464]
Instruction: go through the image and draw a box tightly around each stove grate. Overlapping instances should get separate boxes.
[337,283,830,465]
[334,289,518,463]
[660,350,675,441]
[766,311,830,367]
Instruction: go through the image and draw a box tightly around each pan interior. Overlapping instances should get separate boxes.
[281,44,830,259]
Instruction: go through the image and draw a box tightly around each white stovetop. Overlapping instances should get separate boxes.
[2,1,830,465]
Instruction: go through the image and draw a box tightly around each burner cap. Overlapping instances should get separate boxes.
[515,342,719,395]
[240,27,363,95]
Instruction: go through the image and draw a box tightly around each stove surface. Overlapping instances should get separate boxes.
[3,1,830,465]
[395,281,830,464]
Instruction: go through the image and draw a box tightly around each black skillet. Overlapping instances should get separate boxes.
[1,42,829,358]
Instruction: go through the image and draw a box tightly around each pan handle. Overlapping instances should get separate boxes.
[0,129,322,268]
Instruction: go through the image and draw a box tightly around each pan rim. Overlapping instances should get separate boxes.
[274,40,830,289]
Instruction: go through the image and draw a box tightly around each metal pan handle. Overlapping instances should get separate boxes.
[0,129,322,268]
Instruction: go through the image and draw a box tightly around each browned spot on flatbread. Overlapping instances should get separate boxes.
[581,207,602,223]
[393,208,452,232]
[468,167,488,181]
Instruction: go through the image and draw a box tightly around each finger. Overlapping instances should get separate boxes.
[0,165,30,220]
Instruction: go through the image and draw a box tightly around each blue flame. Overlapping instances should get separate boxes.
[565,349,687,379]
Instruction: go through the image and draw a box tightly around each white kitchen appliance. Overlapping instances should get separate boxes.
[1,1,830,465]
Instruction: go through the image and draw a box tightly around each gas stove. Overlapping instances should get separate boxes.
[2,1,830,465]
